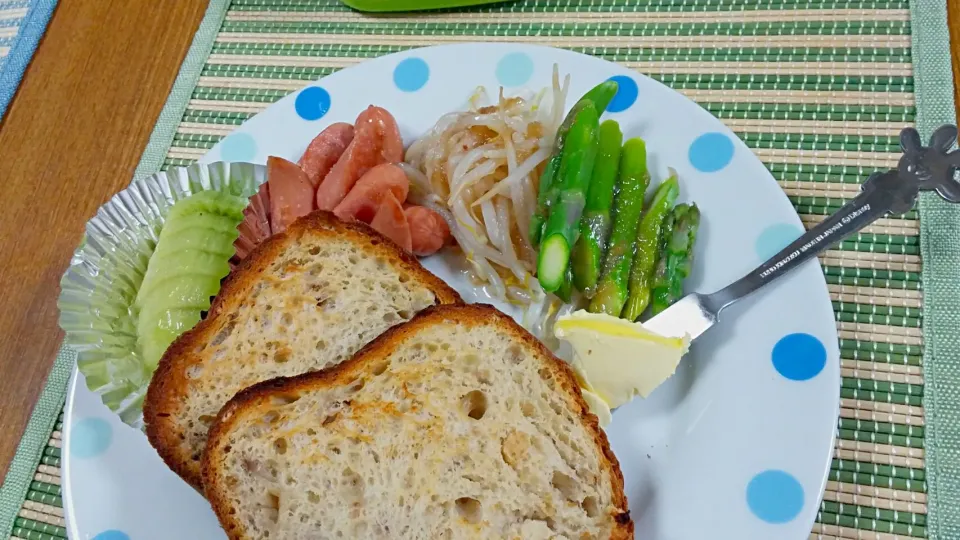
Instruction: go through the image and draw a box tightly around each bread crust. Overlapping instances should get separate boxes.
[143,210,461,491]
[203,303,633,540]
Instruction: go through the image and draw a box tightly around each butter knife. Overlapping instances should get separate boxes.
[644,125,960,340]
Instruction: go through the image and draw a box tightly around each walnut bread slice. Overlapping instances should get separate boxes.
[144,210,460,490]
[203,304,632,540]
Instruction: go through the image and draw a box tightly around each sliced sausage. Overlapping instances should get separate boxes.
[332,163,409,224]
[247,182,272,240]
[267,156,315,233]
[375,107,404,164]
[234,231,254,261]
[298,122,354,189]
[316,106,404,211]
[234,182,271,261]
[405,205,451,256]
[369,192,412,252]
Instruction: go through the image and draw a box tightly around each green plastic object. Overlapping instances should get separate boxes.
[341,0,512,12]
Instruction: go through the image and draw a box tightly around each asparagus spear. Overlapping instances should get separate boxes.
[531,100,587,246]
[531,80,619,245]
[668,204,700,303]
[588,138,651,316]
[555,264,574,303]
[621,173,680,321]
[651,207,679,313]
[572,120,623,294]
[650,205,681,316]
[537,103,600,292]
[578,80,620,116]
[651,204,701,315]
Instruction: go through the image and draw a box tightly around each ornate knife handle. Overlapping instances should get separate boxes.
[705,125,960,312]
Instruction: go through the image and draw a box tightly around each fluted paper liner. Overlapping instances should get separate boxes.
[57,161,267,428]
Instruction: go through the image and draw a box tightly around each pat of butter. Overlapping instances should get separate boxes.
[555,310,689,418]
[579,388,613,427]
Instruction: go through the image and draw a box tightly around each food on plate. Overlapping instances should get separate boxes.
[404,69,575,332]
[579,387,614,427]
[88,65,703,462]
[405,70,702,334]
[651,203,701,315]
[136,106,451,429]
[133,70,705,453]
[298,122,355,188]
[588,138,651,317]
[266,156,315,233]
[555,264,574,304]
[134,190,247,370]
[332,163,409,223]
[316,105,404,211]
[202,304,632,540]
[67,64,719,540]
[537,101,600,293]
[572,119,623,294]
[531,102,588,248]
[332,162,451,256]
[369,192,413,252]
[529,102,582,248]
[143,211,460,489]
[232,108,449,261]
[235,182,271,261]
[530,80,619,246]
[622,173,680,321]
[555,310,689,423]
[405,205,450,256]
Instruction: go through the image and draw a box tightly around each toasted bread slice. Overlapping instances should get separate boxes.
[203,304,632,540]
[144,211,460,490]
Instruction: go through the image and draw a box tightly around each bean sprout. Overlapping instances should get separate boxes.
[405,64,571,339]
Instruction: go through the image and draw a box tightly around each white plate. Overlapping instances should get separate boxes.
[64,43,839,540]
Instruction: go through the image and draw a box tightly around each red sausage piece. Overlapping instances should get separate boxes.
[369,193,412,253]
[332,163,409,224]
[267,156,315,233]
[298,122,354,189]
[405,205,451,256]
[316,106,404,211]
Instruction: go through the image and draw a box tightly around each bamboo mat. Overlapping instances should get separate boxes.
[2,0,957,538]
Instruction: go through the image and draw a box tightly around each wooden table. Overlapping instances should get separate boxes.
[0,1,208,476]
[0,1,957,477]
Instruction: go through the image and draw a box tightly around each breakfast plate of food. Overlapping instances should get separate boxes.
[59,43,840,539]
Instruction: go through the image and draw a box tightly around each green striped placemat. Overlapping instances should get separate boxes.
[2,0,957,538]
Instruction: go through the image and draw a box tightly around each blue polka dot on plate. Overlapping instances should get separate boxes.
[71,417,112,459]
[689,132,735,173]
[294,86,331,121]
[772,333,827,381]
[605,75,639,113]
[92,530,130,540]
[755,223,804,261]
[496,52,534,87]
[747,470,804,524]
[219,132,257,163]
[393,57,430,92]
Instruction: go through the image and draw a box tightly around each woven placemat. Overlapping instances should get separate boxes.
[0,0,58,121]
[2,0,957,538]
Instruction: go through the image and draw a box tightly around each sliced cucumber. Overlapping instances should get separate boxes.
[136,250,231,305]
[154,229,238,258]
[136,190,247,369]
[142,247,233,279]
[158,218,240,252]
[139,308,205,368]
[166,190,246,221]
